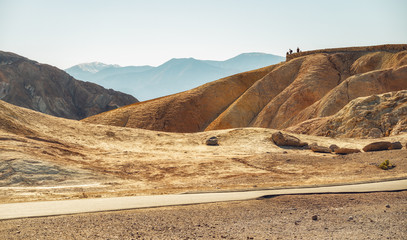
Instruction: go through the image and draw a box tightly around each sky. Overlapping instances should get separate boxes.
[0,0,406,69]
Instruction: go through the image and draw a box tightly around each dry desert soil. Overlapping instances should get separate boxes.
[0,191,406,239]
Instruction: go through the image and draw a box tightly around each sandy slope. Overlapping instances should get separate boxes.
[1,100,407,204]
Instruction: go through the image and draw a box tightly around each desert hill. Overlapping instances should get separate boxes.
[287,90,407,138]
[65,53,285,101]
[83,44,407,136]
[1,99,406,203]
[0,51,138,120]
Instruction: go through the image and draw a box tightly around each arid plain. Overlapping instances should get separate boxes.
[1,99,406,204]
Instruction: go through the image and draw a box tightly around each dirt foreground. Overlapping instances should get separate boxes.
[1,191,406,239]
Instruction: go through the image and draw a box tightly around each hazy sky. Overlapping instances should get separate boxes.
[1,0,406,69]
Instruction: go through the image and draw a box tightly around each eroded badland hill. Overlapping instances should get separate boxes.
[0,51,138,120]
[83,44,407,137]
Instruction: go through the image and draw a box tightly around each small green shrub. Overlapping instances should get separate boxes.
[378,160,395,170]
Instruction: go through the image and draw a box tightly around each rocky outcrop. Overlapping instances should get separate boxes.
[329,144,340,152]
[310,144,332,153]
[82,45,407,135]
[334,148,361,155]
[363,142,400,152]
[0,51,137,119]
[271,131,308,147]
[287,90,407,138]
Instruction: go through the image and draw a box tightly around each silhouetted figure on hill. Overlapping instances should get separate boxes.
[286,51,289,56]
[297,47,300,53]
[289,49,293,54]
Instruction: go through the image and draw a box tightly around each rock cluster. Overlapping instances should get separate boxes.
[271,132,404,155]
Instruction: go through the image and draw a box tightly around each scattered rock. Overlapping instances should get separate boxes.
[294,220,301,225]
[329,144,340,152]
[363,142,392,152]
[312,215,318,221]
[385,204,391,208]
[206,136,219,146]
[106,131,115,137]
[348,216,354,221]
[310,144,332,153]
[389,142,402,150]
[334,148,361,155]
[271,131,308,147]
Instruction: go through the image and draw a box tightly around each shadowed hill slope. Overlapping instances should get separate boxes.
[83,45,407,134]
[0,51,138,120]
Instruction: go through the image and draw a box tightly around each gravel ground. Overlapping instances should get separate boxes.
[1,191,406,240]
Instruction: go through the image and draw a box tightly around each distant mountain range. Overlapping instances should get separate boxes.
[65,53,285,101]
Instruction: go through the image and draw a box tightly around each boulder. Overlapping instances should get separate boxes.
[334,148,361,155]
[389,142,402,150]
[329,144,340,152]
[363,142,392,152]
[205,136,219,146]
[310,144,332,153]
[271,131,308,147]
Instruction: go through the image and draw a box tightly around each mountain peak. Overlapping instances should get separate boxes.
[74,62,120,73]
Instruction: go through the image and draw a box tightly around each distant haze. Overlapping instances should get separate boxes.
[65,53,285,100]
[1,0,406,69]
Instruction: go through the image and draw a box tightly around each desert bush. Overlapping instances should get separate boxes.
[378,160,395,170]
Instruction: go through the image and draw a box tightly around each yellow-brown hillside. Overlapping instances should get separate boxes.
[83,45,407,136]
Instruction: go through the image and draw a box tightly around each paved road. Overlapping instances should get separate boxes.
[1,179,406,220]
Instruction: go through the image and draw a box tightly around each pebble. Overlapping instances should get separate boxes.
[385,204,390,208]
[312,215,318,221]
